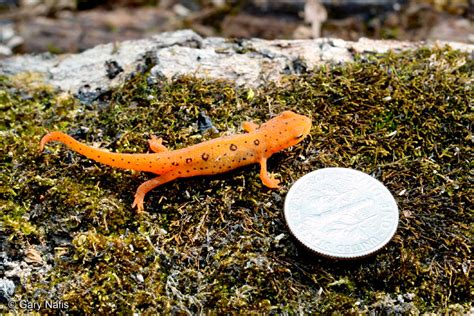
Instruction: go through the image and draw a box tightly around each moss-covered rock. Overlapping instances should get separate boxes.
[0,47,471,313]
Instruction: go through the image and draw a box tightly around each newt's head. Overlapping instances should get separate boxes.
[262,110,312,153]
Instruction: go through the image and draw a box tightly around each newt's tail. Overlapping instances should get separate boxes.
[40,131,171,173]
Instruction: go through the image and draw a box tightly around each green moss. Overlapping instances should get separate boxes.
[0,47,471,313]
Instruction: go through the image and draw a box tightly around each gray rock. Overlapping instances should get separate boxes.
[0,278,15,300]
[0,29,472,102]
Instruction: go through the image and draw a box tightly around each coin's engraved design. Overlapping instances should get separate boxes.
[284,168,399,259]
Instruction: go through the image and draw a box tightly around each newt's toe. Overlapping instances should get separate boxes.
[263,176,281,189]
[132,195,145,213]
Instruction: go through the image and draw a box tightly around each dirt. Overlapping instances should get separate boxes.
[0,0,471,56]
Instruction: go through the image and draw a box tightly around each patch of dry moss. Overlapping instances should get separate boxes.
[0,47,471,313]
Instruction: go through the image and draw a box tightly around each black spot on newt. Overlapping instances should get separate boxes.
[186,158,192,164]
[202,153,209,161]
[230,144,238,151]
[254,139,260,146]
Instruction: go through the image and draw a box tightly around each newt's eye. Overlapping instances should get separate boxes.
[294,134,304,139]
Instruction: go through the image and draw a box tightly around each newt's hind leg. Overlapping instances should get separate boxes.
[148,135,168,153]
[132,172,176,212]
[242,121,259,133]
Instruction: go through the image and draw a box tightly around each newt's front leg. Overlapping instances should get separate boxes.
[242,121,259,133]
[132,172,176,212]
[148,135,168,153]
[258,157,281,188]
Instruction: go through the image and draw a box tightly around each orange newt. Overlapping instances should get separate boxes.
[40,111,312,212]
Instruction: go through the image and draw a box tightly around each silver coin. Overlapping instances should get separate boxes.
[284,168,399,259]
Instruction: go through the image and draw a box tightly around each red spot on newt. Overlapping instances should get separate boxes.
[39,111,312,212]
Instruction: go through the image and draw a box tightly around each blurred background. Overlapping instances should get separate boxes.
[0,0,471,56]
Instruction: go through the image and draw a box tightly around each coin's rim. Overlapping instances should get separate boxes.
[284,167,399,260]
